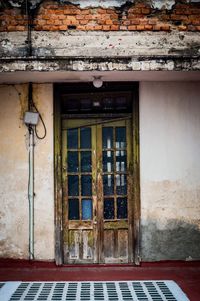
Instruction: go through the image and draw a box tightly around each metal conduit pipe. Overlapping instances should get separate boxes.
[25,82,45,260]
[28,125,35,260]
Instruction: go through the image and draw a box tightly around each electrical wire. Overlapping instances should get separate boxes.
[28,82,47,140]
[33,102,47,140]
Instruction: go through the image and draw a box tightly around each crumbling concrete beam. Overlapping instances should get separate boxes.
[0,31,200,58]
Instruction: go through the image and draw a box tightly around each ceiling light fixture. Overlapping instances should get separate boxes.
[93,76,103,88]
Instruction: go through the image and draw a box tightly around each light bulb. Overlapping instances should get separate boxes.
[93,76,103,88]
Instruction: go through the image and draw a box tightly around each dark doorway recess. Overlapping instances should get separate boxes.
[54,82,140,266]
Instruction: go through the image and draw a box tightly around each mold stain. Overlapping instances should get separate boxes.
[141,218,200,261]
[13,84,28,125]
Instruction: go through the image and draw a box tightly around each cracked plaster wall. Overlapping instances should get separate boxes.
[140,82,200,261]
[0,83,54,260]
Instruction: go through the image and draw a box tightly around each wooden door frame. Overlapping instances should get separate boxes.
[54,82,140,266]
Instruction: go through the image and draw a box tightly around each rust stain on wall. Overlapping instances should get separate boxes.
[14,84,28,123]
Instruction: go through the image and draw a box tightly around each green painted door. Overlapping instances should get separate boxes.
[62,118,133,264]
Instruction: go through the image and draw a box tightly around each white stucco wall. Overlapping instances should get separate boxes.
[140,82,200,260]
[0,84,54,260]
[0,81,200,262]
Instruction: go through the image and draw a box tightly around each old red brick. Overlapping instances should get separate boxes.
[58,15,66,20]
[171,14,188,21]
[62,19,71,25]
[82,9,91,15]
[84,14,93,20]
[128,25,137,30]
[106,9,115,14]
[144,24,153,30]
[192,19,200,25]
[136,25,145,30]
[76,15,84,20]
[79,20,88,25]
[43,15,51,20]
[59,25,68,30]
[110,14,118,20]
[94,25,103,30]
[36,19,46,26]
[153,24,162,31]
[46,19,55,25]
[66,15,77,21]
[178,25,187,31]
[148,18,159,25]
[15,25,25,31]
[54,10,64,15]
[10,20,18,26]
[130,19,140,25]
[97,8,107,14]
[85,25,95,30]
[128,8,141,14]
[191,8,200,14]
[110,25,119,30]
[161,24,171,31]
[76,25,85,30]
[122,20,130,26]
[54,19,62,25]
[45,25,58,31]
[119,25,127,30]
[102,25,110,30]
[7,25,17,31]
[142,8,151,14]
[139,18,148,25]
[105,20,113,25]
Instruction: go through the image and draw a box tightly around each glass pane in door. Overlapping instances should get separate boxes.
[68,199,79,220]
[67,128,78,149]
[82,199,92,220]
[102,126,128,220]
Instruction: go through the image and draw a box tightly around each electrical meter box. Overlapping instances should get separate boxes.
[24,112,39,126]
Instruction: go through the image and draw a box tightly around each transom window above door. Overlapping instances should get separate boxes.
[61,91,133,114]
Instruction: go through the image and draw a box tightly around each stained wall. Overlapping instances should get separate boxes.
[140,82,200,260]
[0,84,54,260]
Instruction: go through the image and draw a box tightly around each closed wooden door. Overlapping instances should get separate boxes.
[62,118,133,264]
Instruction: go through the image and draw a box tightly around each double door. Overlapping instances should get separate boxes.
[62,118,133,264]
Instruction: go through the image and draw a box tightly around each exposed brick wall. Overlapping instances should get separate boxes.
[0,1,200,32]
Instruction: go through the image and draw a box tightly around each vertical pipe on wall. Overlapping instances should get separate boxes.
[28,126,35,260]
[28,82,35,260]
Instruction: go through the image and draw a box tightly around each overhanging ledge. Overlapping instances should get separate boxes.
[0,56,200,72]
[0,31,200,72]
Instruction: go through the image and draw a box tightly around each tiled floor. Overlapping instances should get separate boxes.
[0,261,200,301]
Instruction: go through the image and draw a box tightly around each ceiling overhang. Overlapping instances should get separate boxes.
[0,31,200,83]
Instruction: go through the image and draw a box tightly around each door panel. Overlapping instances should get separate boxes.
[99,120,133,263]
[62,118,133,264]
[62,120,98,264]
